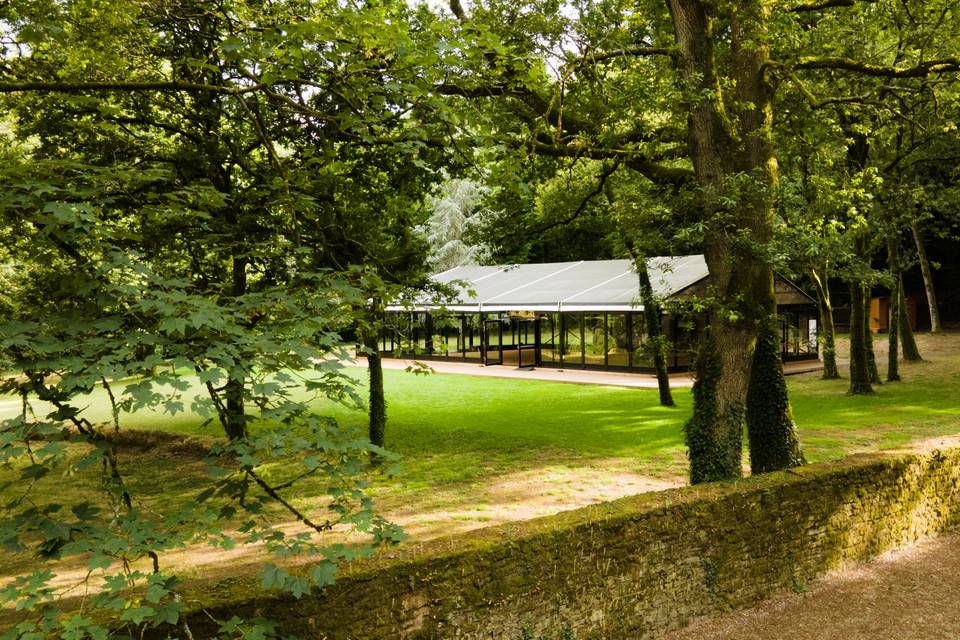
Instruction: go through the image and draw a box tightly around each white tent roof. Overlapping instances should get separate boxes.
[391,255,710,313]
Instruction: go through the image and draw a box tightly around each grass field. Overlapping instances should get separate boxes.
[1,332,958,581]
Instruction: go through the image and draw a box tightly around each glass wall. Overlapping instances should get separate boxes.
[562,313,583,366]
[582,314,606,367]
[379,305,817,371]
[631,313,652,369]
[606,313,630,368]
[539,313,560,365]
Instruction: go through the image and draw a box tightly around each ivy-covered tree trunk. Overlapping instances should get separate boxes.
[668,0,800,481]
[362,319,387,449]
[899,280,923,361]
[747,318,805,474]
[910,220,941,333]
[848,283,873,394]
[811,268,840,379]
[863,287,881,386]
[637,259,674,407]
[887,237,901,382]
[685,335,741,483]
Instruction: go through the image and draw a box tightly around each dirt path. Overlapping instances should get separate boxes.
[661,531,960,640]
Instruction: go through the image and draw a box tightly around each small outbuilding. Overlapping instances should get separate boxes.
[381,255,818,373]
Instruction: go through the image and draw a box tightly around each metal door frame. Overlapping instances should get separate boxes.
[482,319,503,365]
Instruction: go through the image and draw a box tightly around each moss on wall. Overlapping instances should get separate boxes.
[180,449,960,639]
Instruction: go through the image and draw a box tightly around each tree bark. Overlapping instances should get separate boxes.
[637,259,674,407]
[811,267,840,379]
[746,318,805,474]
[886,236,901,382]
[863,286,881,386]
[224,255,248,440]
[668,0,801,480]
[363,313,387,448]
[685,334,742,483]
[899,278,923,361]
[910,220,941,333]
[848,283,873,394]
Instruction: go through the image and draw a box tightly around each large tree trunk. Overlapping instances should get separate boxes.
[811,267,840,379]
[224,255,248,440]
[863,287,881,385]
[848,283,874,394]
[637,259,674,407]
[668,0,800,482]
[886,237,901,382]
[899,279,923,361]
[911,220,941,333]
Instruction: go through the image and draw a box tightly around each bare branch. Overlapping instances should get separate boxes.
[246,468,333,533]
[449,0,467,22]
[528,162,621,237]
[570,46,676,68]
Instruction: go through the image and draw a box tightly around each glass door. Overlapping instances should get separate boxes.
[516,318,539,368]
[482,319,503,365]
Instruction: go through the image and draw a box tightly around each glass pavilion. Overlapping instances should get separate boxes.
[381,256,819,373]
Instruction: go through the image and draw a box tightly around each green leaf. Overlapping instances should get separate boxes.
[119,606,155,625]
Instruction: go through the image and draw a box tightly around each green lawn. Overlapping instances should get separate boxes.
[4,335,960,486]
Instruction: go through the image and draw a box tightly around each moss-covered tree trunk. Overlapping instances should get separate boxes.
[637,259,674,407]
[811,268,840,379]
[863,287,881,386]
[848,283,873,395]
[886,237,901,382]
[668,0,801,481]
[685,335,741,483]
[362,318,387,448]
[746,318,805,474]
[899,280,923,361]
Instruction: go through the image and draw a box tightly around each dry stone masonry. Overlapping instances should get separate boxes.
[188,448,960,639]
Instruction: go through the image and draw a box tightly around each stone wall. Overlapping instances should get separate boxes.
[190,448,960,639]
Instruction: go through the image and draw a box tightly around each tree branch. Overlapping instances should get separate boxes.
[793,57,960,78]
[529,140,693,184]
[0,80,263,95]
[790,0,876,13]
[570,46,676,68]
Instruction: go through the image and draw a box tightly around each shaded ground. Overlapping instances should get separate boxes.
[661,530,960,640]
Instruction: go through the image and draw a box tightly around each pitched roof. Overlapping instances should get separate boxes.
[392,255,710,313]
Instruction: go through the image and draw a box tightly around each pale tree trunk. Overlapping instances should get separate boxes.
[911,220,941,333]
[618,221,674,408]
[668,0,801,482]
[899,279,923,361]
[637,258,674,407]
[811,267,840,379]
[887,236,901,382]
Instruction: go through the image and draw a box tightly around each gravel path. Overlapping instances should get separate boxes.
[661,531,960,640]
